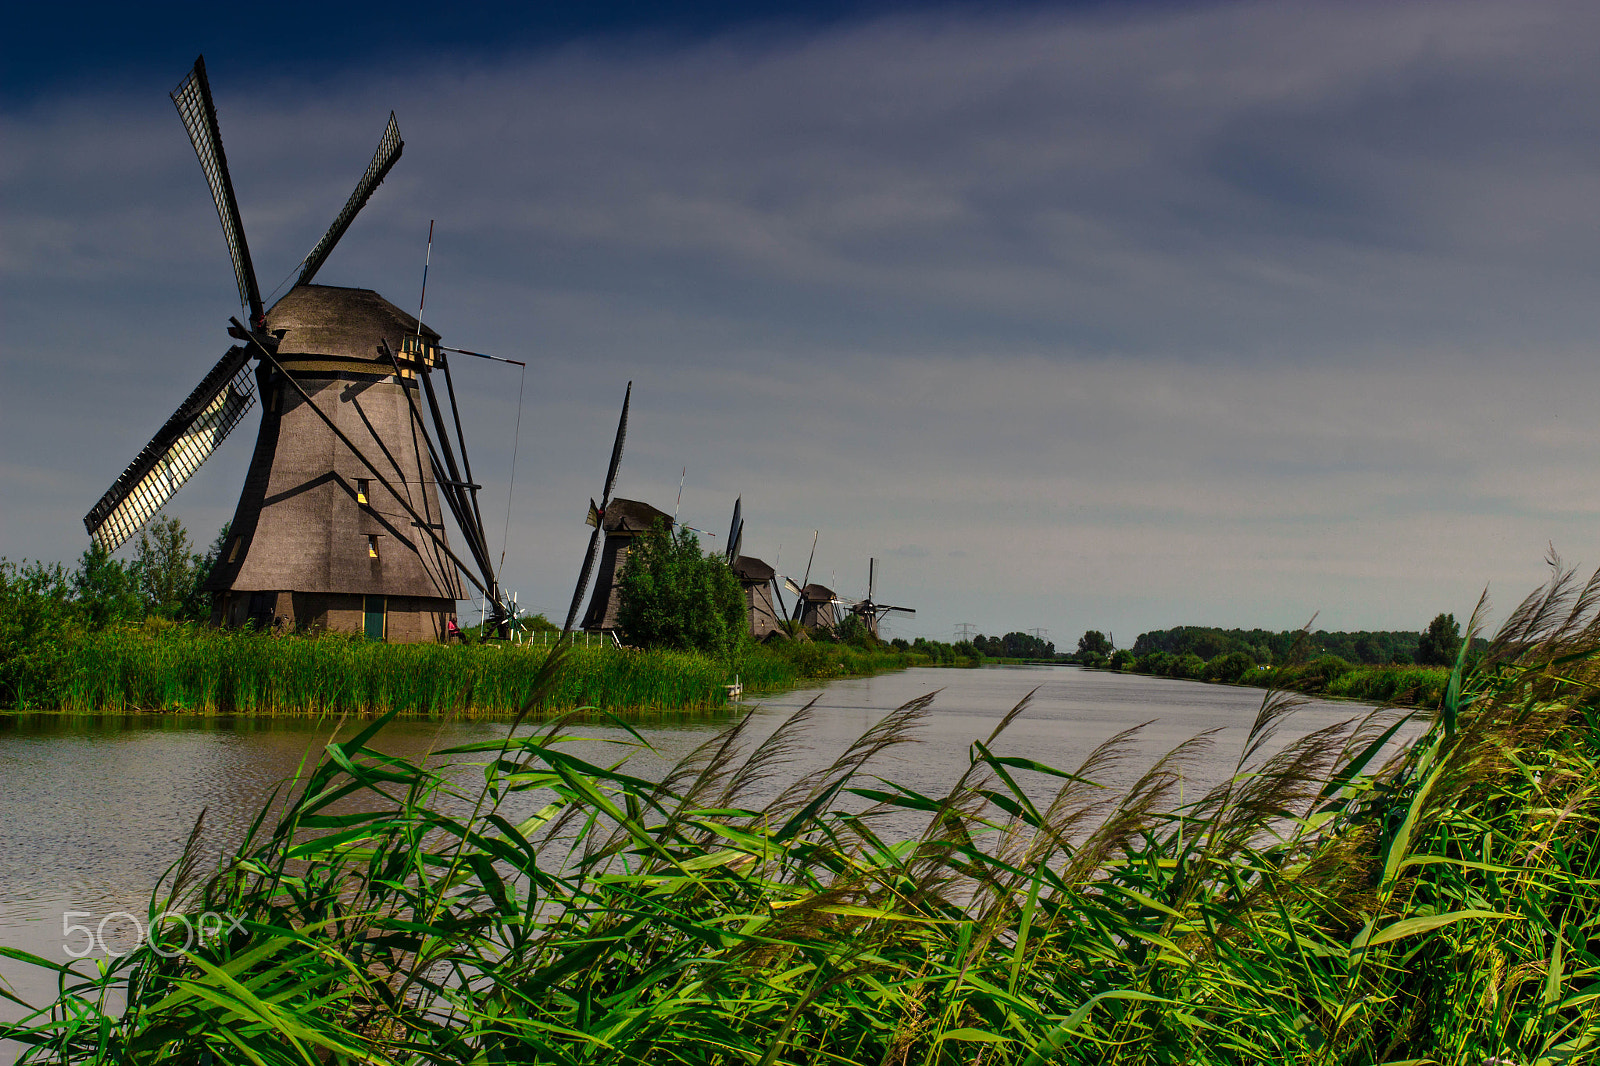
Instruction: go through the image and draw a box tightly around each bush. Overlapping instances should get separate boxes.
[1135,651,1174,676]
[1202,650,1256,684]
[1171,652,1206,679]
[616,524,749,656]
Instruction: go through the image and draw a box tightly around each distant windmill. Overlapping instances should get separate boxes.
[837,558,916,638]
[780,531,839,630]
[560,384,676,635]
[83,56,510,642]
[723,497,782,639]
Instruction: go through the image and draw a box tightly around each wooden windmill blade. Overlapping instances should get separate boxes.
[725,496,742,563]
[295,113,403,288]
[563,383,632,634]
[83,346,257,551]
[562,524,605,634]
[86,54,273,553]
[171,57,263,327]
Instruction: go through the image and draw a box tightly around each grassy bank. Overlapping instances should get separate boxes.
[9,565,1600,1064]
[1,624,925,716]
[1264,660,1451,705]
[1107,647,1454,707]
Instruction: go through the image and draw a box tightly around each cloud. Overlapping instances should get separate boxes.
[7,0,1600,640]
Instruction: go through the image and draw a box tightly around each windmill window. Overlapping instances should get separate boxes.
[367,534,380,559]
[356,479,370,505]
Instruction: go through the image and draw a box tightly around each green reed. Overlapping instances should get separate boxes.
[6,625,923,716]
[12,562,1600,1063]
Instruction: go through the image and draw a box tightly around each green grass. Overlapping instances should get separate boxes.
[1,625,928,716]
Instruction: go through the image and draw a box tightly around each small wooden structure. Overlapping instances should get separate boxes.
[731,555,782,639]
[580,498,673,633]
[797,583,838,630]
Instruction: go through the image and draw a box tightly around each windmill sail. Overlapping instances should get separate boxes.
[84,348,256,551]
[171,57,262,325]
[295,113,404,287]
[563,383,632,634]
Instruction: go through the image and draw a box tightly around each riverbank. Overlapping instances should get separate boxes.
[1091,654,1452,707]
[0,624,931,716]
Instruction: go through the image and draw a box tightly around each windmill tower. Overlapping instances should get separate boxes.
[83,57,507,641]
[794,584,840,630]
[731,556,783,639]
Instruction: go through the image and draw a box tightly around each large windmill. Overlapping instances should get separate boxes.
[83,57,508,642]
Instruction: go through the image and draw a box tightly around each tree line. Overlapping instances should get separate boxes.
[1073,613,1469,673]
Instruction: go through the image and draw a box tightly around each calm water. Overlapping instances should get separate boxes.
[0,665,1374,1050]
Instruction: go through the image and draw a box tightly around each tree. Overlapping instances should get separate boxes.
[135,515,203,620]
[1078,630,1111,658]
[1416,613,1462,667]
[835,612,872,647]
[616,524,749,655]
[179,523,229,622]
[71,543,143,630]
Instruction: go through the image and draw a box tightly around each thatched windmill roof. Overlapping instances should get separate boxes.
[731,555,775,583]
[266,284,439,362]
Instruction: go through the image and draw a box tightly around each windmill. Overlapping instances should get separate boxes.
[720,497,782,640]
[779,531,839,631]
[562,384,676,635]
[837,557,916,638]
[82,56,509,642]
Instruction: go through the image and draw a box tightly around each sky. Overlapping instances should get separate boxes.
[7,0,1600,647]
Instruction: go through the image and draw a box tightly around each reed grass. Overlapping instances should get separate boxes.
[4,625,923,716]
[10,561,1600,1063]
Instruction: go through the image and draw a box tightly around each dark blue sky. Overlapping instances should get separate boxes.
[6,0,1171,103]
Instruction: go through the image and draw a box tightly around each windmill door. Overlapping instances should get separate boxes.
[363,596,386,641]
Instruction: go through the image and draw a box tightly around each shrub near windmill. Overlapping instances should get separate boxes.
[83,58,517,643]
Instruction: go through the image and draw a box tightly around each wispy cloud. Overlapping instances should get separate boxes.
[7,0,1600,640]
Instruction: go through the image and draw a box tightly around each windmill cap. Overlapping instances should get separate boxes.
[602,498,673,533]
[732,556,774,581]
[265,284,440,362]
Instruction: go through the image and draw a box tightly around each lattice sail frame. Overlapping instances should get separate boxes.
[295,113,403,287]
[84,349,257,551]
[171,58,261,323]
